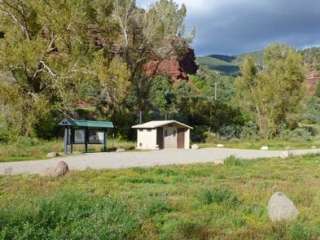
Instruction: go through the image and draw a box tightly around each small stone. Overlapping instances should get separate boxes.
[268,192,299,222]
[4,167,13,175]
[217,144,225,148]
[214,160,224,165]
[116,148,126,152]
[280,151,292,159]
[261,146,269,151]
[191,144,199,150]
[47,152,59,158]
[45,161,69,177]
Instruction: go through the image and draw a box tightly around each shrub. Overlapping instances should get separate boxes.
[240,121,259,139]
[218,125,242,139]
[280,128,313,141]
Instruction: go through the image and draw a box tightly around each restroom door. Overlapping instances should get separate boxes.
[164,127,177,148]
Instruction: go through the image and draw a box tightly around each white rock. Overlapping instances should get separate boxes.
[268,192,299,222]
[217,144,225,148]
[116,148,126,152]
[214,160,224,165]
[47,152,59,158]
[191,144,199,150]
[45,161,69,177]
[312,146,317,149]
[280,151,292,159]
[261,146,269,151]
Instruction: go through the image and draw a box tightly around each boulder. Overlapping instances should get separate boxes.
[47,152,59,158]
[268,192,299,222]
[191,144,199,150]
[45,161,69,177]
[217,144,225,148]
[261,146,269,151]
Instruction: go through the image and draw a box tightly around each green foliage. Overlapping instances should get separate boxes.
[0,191,139,240]
[3,155,320,238]
[224,155,245,167]
[0,0,194,141]
[304,96,320,123]
[289,223,312,240]
[198,187,240,206]
[235,44,306,138]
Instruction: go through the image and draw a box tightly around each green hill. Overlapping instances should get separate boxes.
[197,51,264,76]
[198,47,320,76]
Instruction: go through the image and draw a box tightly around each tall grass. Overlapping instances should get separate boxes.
[1,155,320,238]
[0,191,139,240]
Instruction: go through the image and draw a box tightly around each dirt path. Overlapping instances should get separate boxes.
[0,148,320,175]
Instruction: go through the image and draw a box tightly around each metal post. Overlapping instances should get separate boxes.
[103,131,107,152]
[64,127,68,155]
[85,128,88,153]
[70,128,74,154]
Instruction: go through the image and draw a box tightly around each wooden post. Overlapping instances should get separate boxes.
[85,128,88,153]
[103,131,107,152]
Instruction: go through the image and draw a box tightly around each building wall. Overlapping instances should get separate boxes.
[137,129,157,150]
[184,129,190,149]
[163,126,178,148]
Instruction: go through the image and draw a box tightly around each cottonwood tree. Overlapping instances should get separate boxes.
[111,0,193,122]
[235,44,305,138]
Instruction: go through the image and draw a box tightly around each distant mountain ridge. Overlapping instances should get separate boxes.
[197,47,320,76]
[197,51,264,76]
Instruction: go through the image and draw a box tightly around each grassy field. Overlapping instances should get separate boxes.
[1,155,320,239]
[1,135,320,163]
[200,138,320,150]
[0,138,136,162]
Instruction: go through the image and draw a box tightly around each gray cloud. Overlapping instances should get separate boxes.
[137,0,320,55]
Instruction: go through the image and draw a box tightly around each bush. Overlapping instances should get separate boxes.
[240,122,259,139]
[218,125,242,139]
[280,128,314,141]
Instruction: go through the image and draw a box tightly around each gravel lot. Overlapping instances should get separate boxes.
[1,148,320,175]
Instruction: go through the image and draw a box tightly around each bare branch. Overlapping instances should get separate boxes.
[39,61,56,77]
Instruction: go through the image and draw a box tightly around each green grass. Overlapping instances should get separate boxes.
[0,139,135,162]
[1,155,320,239]
[199,138,320,150]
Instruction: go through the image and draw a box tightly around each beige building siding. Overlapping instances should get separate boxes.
[163,126,178,149]
[185,129,190,149]
[137,129,157,150]
[133,120,192,150]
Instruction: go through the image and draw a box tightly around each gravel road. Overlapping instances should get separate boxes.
[0,148,320,175]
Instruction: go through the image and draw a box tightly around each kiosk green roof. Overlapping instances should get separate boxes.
[59,119,114,129]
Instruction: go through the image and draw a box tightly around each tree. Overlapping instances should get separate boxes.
[0,0,195,140]
[235,44,305,138]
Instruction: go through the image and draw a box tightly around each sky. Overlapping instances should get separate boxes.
[137,0,320,56]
